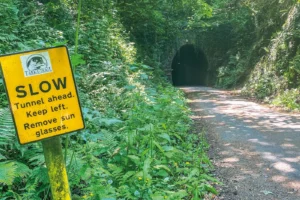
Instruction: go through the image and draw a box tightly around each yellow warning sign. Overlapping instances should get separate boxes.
[0,46,85,144]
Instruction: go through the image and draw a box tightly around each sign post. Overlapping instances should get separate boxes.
[0,46,85,199]
[42,137,71,200]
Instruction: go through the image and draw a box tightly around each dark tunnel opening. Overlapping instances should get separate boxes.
[171,44,209,86]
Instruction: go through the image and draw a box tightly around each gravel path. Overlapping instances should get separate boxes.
[182,86,300,200]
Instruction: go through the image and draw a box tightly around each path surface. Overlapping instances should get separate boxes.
[182,87,300,200]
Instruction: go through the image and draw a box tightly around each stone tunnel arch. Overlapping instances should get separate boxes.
[171,44,209,86]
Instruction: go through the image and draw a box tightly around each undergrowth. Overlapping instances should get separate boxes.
[69,62,218,199]
[0,0,218,199]
[272,89,300,111]
[198,0,300,111]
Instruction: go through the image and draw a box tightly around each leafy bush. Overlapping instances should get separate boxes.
[216,54,248,88]
[0,0,68,54]
[285,51,300,88]
[0,0,218,199]
[272,89,300,110]
[71,60,218,199]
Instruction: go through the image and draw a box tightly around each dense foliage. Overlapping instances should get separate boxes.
[116,0,212,64]
[200,0,300,110]
[2,0,299,198]
[0,0,218,199]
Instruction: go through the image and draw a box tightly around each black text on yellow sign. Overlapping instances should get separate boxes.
[0,46,85,144]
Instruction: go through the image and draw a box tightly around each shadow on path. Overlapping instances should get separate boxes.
[182,86,300,200]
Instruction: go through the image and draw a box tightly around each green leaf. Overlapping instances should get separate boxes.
[153,140,165,154]
[156,170,169,177]
[122,171,136,182]
[0,153,6,160]
[204,184,218,195]
[199,174,219,183]
[168,190,188,199]
[173,133,183,141]
[127,155,141,166]
[29,154,45,166]
[162,146,174,151]
[140,73,148,80]
[99,118,123,126]
[141,64,153,70]
[0,161,17,185]
[153,165,171,172]
[48,40,68,47]
[188,168,199,178]
[14,162,31,178]
[138,123,154,132]
[71,53,86,68]
[143,158,152,179]
[151,193,165,200]
[124,85,136,90]
[129,65,138,71]
[158,133,171,142]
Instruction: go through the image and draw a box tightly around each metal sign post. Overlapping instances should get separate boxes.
[0,46,85,199]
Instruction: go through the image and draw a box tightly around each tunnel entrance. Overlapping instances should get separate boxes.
[171,44,208,86]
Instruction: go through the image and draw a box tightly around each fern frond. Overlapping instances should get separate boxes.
[25,166,49,198]
[0,161,30,186]
[0,108,15,146]
[0,161,17,185]
[30,166,49,185]
[18,142,43,161]
[101,130,119,151]
[29,154,45,166]
[0,153,6,160]
[15,162,31,178]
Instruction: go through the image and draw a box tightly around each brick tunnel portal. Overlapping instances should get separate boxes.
[171,44,208,86]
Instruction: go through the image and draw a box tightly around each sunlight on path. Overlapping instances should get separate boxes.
[182,86,300,198]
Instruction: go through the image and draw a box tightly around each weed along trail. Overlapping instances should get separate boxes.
[182,86,300,200]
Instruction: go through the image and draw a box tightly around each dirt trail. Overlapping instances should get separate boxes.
[182,87,300,200]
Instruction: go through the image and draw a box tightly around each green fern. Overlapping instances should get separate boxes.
[0,161,17,185]
[0,161,30,185]
[0,108,16,162]
[23,166,50,199]
[0,109,32,188]
[0,108,15,145]
[15,162,31,178]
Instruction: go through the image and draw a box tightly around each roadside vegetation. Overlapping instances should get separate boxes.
[2,0,299,199]
[198,0,300,111]
[0,0,218,199]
